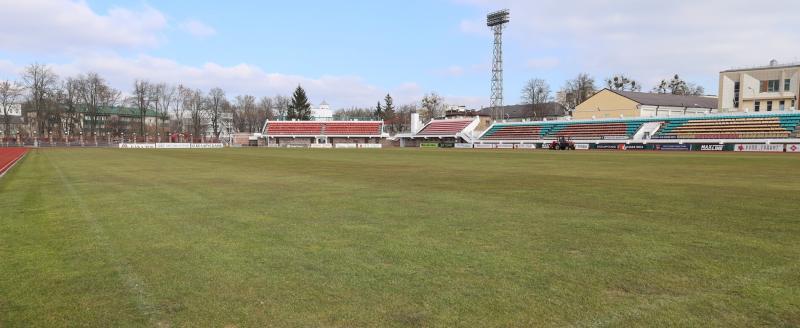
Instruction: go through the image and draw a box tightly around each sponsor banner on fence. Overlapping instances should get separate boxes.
[454,143,473,149]
[420,142,439,148]
[309,144,333,148]
[189,143,224,149]
[474,144,495,149]
[157,143,191,149]
[357,144,382,149]
[334,143,357,148]
[657,144,691,151]
[496,144,514,149]
[734,144,784,152]
[596,144,622,150]
[574,144,590,150]
[624,144,646,150]
[700,144,724,151]
[515,144,536,149]
[786,144,800,152]
[286,144,309,148]
[119,143,156,149]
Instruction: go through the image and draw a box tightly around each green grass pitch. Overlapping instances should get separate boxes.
[1,148,799,327]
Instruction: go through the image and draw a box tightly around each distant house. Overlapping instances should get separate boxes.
[478,102,568,122]
[573,89,718,119]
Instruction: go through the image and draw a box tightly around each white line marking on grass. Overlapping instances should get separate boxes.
[47,153,167,326]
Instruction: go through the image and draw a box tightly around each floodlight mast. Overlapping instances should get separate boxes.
[487,9,509,120]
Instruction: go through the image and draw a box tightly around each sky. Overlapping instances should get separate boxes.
[1,0,799,109]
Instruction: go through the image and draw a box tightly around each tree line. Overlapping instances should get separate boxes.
[520,73,706,109]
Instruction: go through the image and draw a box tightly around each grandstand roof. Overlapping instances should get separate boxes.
[609,90,718,109]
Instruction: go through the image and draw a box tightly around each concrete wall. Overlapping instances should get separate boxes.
[573,89,640,119]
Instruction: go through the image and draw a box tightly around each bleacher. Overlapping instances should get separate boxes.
[324,122,382,136]
[416,119,473,136]
[265,122,324,135]
[546,122,636,139]
[264,121,382,136]
[481,124,544,140]
[654,114,800,139]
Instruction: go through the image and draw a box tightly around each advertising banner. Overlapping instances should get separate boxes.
[474,144,495,149]
[454,143,473,149]
[334,143,357,148]
[596,144,622,150]
[420,143,439,148]
[699,144,724,151]
[157,143,191,148]
[734,144,784,152]
[119,143,156,149]
[189,143,224,149]
[357,144,382,149]
[657,144,691,151]
[496,144,514,149]
[309,144,333,148]
[786,144,800,153]
[515,144,536,149]
[574,144,590,150]
[603,136,629,140]
[624,144,646,150]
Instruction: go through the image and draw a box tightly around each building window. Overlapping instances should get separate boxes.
[761,80,781,92]
[786,79,791,91]
[733,81,740,108]
[767,101,773,111]
[755,101,760,111]
[779,100,785,111]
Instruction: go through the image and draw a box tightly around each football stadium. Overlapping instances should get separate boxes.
[3,1,800,327]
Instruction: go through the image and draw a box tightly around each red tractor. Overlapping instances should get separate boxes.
[549,137,576,150]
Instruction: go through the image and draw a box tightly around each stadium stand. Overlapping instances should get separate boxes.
[654,114,800,139]
[479,112,800,142]
[323,122,382,135]
[481,124,544,140]
[264,122,324,136]
[416,119,474,136]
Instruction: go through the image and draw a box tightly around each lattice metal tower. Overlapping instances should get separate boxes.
[487,9,510,120]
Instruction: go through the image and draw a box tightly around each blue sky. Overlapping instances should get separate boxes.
[1,0,800,108]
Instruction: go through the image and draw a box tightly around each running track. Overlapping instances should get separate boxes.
[0,148,27,177]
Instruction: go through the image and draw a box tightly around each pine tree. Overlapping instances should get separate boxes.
[288,85,311,120]
[383,93,395,120]
[374,101,383,120]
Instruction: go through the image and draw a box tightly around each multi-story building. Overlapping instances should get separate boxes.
[719,60,799,113]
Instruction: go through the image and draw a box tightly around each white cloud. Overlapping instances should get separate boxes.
[456,0,800,90]
[0,0,167,53]
[0,54,423,108]
[179,20,217,38]
[435,65,466,77]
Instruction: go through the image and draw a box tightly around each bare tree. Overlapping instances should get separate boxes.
[207,87,226,139]
[652,74,705,96]
[274,95,289,120]
[235,95,258,133]
[21,63,59,135]
[0,80,23,138]
[151,83,175,137]
[60,77,81,137]
[557,73,596,109]
[333,107,375,121]
[521,78,552,105]
[258,96,275,121]
[183,89,207,138]
[77,72,119,136]
[420,92,445,121]
[172,84,188,133]
[130,80,152,136]
[605,74,641,92]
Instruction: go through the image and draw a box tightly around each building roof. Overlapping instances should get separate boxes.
[609,90,718,109]
[721,61,800,73]
[477,102,568,119]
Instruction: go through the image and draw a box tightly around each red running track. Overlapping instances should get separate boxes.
[0,148,28,177]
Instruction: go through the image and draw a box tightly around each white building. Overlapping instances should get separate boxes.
[311,101,333,121]
[719,60,799,112]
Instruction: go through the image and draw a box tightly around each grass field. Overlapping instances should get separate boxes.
[1,148,799,327]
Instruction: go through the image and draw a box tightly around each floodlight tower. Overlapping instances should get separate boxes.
[487,9,510,120]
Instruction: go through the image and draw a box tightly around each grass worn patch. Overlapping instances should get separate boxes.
[1,148,799,327]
